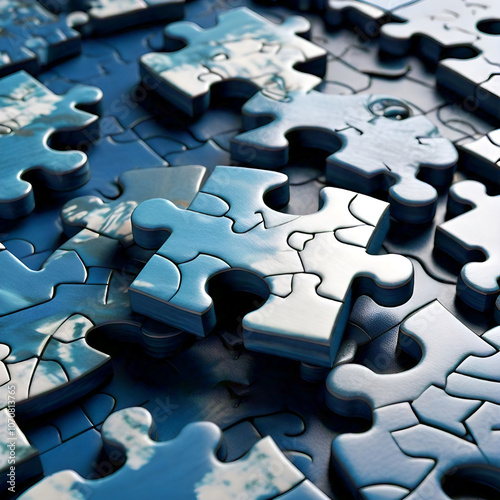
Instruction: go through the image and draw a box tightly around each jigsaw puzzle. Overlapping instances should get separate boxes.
[326,301,500,499]
[139,7,327,116]
[0,71,102,219]
[1,0,500,498]
[129,165,414,367]
[232,90,458,223]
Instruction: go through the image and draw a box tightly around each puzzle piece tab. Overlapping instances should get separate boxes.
[232,90,457,223]
[19,406,330,499]
[0,71,102,219]
[130,166,413,367]
[0,0,82,77]
[436,180,500,312]
[139,7,327,116]
[327,301,500,499]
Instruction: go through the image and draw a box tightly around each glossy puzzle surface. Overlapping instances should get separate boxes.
[1,0,500,498]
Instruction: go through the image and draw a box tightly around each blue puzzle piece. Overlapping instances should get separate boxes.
[19,406,329,499]
[327,301,500,499]
[0,247,86,315]
[38,0,184,35]
[0,71,102,219]
[62,166,206,246]
[232,90,457,223]
[0,0,82,77]
[139,7,327,116]
[436,180,500,312]
[129,165,413,367]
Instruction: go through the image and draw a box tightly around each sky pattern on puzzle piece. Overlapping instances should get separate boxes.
[129,165,413,367]
[0,71,102,219]
[139,7,327,116]
[19,406,330,499]
[327,301,500,499]
[37,0,184,35]
[0,0,81,77]
[61,166,206,247]
[232,90,457,223]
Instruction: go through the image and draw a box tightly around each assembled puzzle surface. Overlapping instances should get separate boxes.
[1,0,500,499]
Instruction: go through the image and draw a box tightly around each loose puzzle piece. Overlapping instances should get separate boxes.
[139,7,327,116]
[378,0,500,117]
[232,90,457,223]
[130,165,414,367]
[436,180,500,312]
[19,406,330,499]
[37,0,184,35]
[0,0,82,77]
[326,0,500,117]
[0,71,102,219]
[326,301,500,499]
[460,129,500,184]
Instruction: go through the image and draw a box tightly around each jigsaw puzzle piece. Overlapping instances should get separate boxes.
[460,129,500,184]
[377,0,500,117]
[139,7,327,116]
[439,54,500,119]
[38,0,184,35]
[232,90,456,223]
[327,301,500,498]
[0,248,86,315]
[0,0,82,77]
[19,406,327,499]
[130,165,413,366]
[62,166,206,246]
[436,180,500,311]
[0,71,102,219]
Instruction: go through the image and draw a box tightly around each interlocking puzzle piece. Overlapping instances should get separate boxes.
[37,0,184,35]
[0,0,82,77]
[378,0,500,117]
[139,7,327,116]
[232,90,457,223]
[129,165,413,367]
[0,246,86,315]
[327,301,500,499]
[19,406,329,499]
[436,180,500,311]
[61,166,206,247]
[460,129,500,184]
[0,71,102,219]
